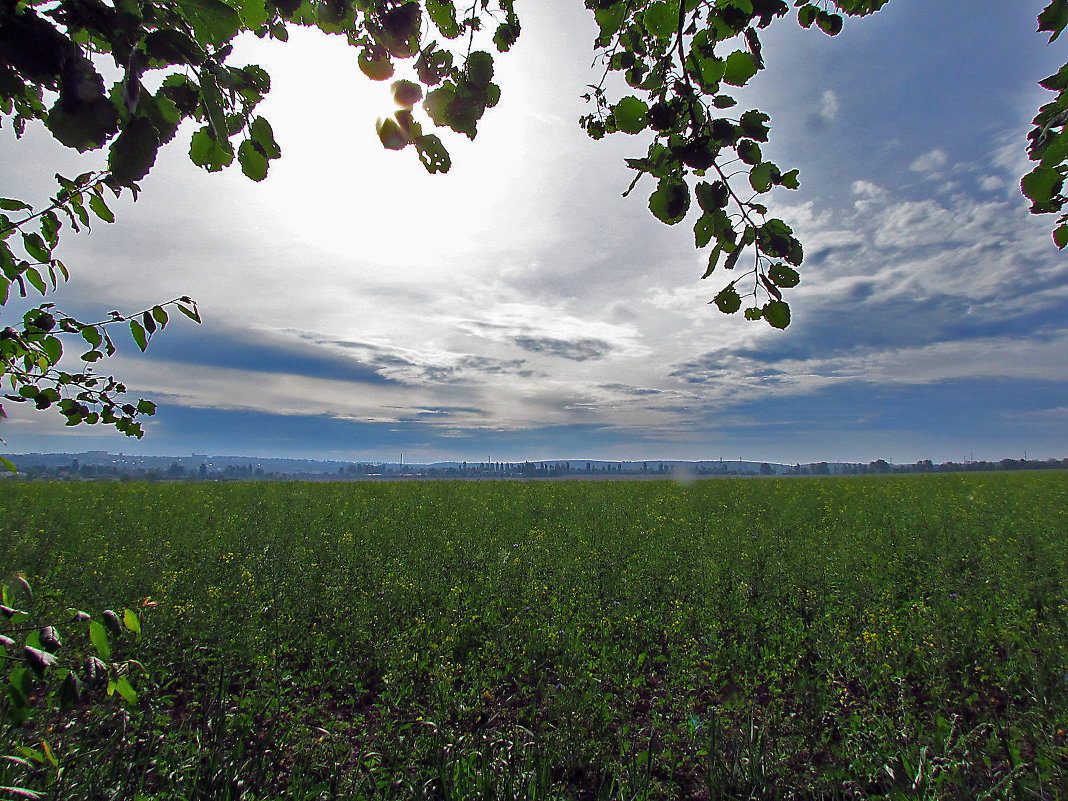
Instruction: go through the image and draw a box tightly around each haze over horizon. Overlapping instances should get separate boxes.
[1,0,1066,465]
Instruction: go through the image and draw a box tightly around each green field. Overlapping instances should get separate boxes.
[1,472,1066,799]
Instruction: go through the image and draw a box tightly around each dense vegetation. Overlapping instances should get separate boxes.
[1,472,1066,799]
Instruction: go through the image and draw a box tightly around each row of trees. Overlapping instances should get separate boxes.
[0,0,1066,447]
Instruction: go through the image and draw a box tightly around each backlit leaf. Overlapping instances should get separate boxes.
[613,96,648,135]
[763,299,791,328]
[713,285,742,314]
[123,608,142,640]
[416,134,451,173]
[129,319,148,352]
[176,0,242,46]
[768,262,800,288]
[1021,166,1063,206]
[88,193,114,223]
[644,1,678,40]
[723,51,758,86]
[1038,0,1068,43]
[250,116,281,159]
[238,138,269,180]
[649,177,690,225]
[594,3,626,41]
[22,233,50,263]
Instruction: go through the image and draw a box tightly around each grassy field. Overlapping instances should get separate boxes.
[0,472,1066,799]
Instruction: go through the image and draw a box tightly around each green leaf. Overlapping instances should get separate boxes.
[359,46,395,81]
[738,110,771,141]
[426,0,462,38]
[22,232,50,263]
[1039,130,1068,168]
[713,285,742,314]
[189,128,234,172]
[763,300,791,328]
[46,94,120,153]
[238,139,269,180]
[234,0,268,28]
[89,619,111,660]
[113,675,138,703]
[151,306,169,327]
[816,10,844,35]
[199,70,232,143]
[177,302,202,323]
[123,608,142,640]
[644,1,679,40]
[136,399,157,415]
[695,181,730,211]
[1021,166,1064,206]
[416,134,451,174]
[465,51,494,89]
[130,319,148,352]
[0,456,17,474]
[648,177,690,225]
[1054,223,1068,248]
[24,268,46,295]
[176,0,243,46]
[80,325,103,348]
[702,245,722,278]
[723,246,743,271]
[737,139,761,165]
[88,193,114,223]
[723,51,758,86]
[250,116,281,159]
[798,3,817,26]
[143,30,205,66]
[833,0,890,14]
[376,116,409,150]
[613,96,648,135]
[694,213,715,248]
[0,199,32,212]
[41,212,61,247]
[768,262,801,288]
[749,161,776,193]
[41,336,62,364]
[594,2,627,41]
[780,169,800,189]
[392,79,423,110]
[1039,0,1068,43]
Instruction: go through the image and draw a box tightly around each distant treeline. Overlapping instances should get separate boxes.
[2,456,1066,482]
[782,457,1068,476]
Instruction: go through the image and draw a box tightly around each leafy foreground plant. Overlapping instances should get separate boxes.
[0,575,144,799]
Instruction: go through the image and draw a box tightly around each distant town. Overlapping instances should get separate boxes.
[0,451,1065,482]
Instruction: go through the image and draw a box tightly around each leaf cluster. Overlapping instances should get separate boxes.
[0,173,205,444]
[1,576,145,797]
[1025,1,1068,248]
[575,0,835,327]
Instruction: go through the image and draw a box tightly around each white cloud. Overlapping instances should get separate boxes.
[818,89,839,123]
[909,148,948,173]
[852,180,885,198]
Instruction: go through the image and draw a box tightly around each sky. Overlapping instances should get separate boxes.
[1,0,1066,465]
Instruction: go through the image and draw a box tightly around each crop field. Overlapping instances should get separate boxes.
[0,472,1066,800]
